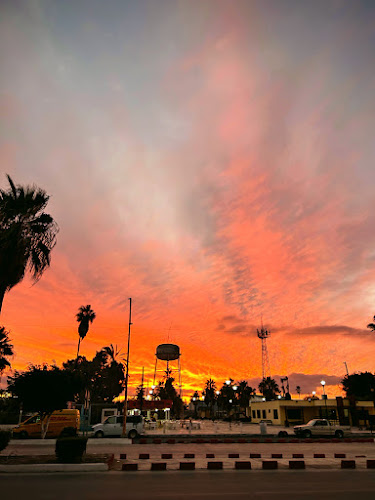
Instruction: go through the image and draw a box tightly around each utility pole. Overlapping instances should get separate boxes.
[140,366,144,413]
[122,298,132,438]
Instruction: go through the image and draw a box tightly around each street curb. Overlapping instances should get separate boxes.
[0,463,108,473]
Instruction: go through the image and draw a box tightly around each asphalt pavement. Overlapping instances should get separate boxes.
[2,470,375,500]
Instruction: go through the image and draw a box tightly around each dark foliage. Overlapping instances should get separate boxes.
[0,175,58,313]
[342,372,375,401]
[0,430,11,452]
[154,375,184,418]
[258,377,281,400]
[7,365,82,437]
[62,347,125,404]
[0,326,13,374]
[55,436,88,463]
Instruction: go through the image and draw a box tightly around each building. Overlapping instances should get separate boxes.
[250,397,375,427]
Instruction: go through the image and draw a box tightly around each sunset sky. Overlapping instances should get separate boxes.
[1,0,375,398]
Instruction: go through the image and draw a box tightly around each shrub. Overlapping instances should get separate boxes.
[55,436,88,463]
[0,430,11,452]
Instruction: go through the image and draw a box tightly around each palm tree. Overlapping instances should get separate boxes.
[236,380,256,409]
[0,175,58,314]
[101,344,124,365]
[0,326,14,375]
[367,315,375,331]
[203,378,217,417]
[76,305,96,358]
[258,377,280,401]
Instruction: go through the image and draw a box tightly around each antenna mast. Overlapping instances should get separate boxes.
[257,320,271,380]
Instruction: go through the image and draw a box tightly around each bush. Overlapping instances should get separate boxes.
[0,430,11,452]
[55,436,88,463]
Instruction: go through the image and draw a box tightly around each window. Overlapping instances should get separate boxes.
[262,410,266,419]
[252,410,256,418]
[257,410,261,418]
[273,409,278,420]
[268,409,271,413]
[286,408,303,420]
[106,416,116,424]
[25,415,41,425]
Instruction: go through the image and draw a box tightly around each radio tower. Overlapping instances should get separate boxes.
[257,321,271,380]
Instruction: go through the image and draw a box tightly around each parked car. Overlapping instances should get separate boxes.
[12,409,80,439]
[92,415,144,439]
[294,419,349,438]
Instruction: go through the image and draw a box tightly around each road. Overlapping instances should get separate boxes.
[2,470,375,499]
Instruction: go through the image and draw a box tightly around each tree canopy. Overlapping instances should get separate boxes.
[76,305,96,357]
[154,374,183,418]
[7,364,81,438]
[258,377,280,400]
[63,346,125,404]
[0,175,58,313]
[342,372,375,401]
[0,326,13,375]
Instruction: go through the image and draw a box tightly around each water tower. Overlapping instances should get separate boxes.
[153,343,182,396]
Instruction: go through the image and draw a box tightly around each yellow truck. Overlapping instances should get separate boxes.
[12,409,80,439]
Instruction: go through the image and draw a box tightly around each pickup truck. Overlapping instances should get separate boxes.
[294,419,349,438]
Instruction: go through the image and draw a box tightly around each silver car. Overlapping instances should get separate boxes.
[92,415,143,439]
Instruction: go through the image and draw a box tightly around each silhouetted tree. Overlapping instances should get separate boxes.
[76,305,96,357]
[236,380,256,410]
[342,372,375,401]
[0,326,13,376]
[191,390,200,417]
[154,376,183,418]
[135,385,145,405]
[203,378,217,417]
[258,377,280,400]
[367,315,375,332]
[7,364,81,438]
[100,344,123,365]
[63,349,125,404]
[217,379,236,415]
[0,175,58,313]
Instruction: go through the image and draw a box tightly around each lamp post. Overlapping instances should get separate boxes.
[321,380,328,418]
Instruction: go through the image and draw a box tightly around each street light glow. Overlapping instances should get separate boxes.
[321,380,326,386]
[233,386,238,391]
[225,380,231,385]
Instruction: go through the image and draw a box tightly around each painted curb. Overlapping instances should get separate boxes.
[0,463,108,473]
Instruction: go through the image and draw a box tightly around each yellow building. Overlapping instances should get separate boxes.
[250,397,375,427]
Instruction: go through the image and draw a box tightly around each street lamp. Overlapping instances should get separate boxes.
[233,386,238,391]
[225,380,231,386]
[321,380,328,418]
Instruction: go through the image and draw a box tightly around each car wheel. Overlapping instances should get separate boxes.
[95,431,104,438]
[335,430,344,439]
[19,431,28,439]
[303,430,312,438]
[128,429,138,439]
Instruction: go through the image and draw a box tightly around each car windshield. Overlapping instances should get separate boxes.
[306,420,317,426]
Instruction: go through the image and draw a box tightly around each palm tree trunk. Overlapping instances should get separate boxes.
[77,337,81,358]
[0,287,6,314]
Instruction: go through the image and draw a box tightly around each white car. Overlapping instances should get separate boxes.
[92,415,144,439]
[294,419,348,438]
